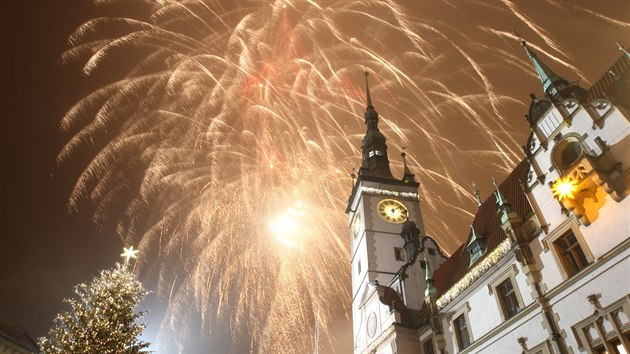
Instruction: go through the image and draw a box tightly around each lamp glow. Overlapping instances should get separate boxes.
[551,177,578,200]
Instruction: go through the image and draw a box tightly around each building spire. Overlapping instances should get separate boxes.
[358,72,392,178]
[616,42,630,60]
[472,181,482,207]
[493,176,520,225]
[493,177,507,207]
[513,31,573,100]
[401,148,416,183]
[365,72,373,108]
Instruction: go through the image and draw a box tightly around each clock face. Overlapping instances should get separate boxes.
[377,199,408,223]
[367,312,377,337]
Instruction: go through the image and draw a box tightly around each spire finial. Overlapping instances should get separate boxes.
[616,42,630,59]
[512,29,525,45]
[472,181,482,207]
[364,71,373,108]
[401,147,416,183]
[469,224,478,244]
[492,177,506,206]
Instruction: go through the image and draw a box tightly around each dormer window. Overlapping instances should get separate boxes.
[467,225,486,266]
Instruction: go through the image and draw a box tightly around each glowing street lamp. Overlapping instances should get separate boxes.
[551,177,578,200]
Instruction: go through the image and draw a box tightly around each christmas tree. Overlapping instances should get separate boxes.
[39,247,150,354]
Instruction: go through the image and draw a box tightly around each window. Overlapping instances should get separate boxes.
[497,278,520,319]
[450,303,473,352]
[394,247,405,261]
[428,247,436,256]
[357,260,361,275]
[554,230,589,276]
[422,338,435,354]
[552,137,584,170]
[368,150,375,157]
[489,264,525,322]
[423,338,435,354]
[375,150,384,156]
[572,295,630,354]
[594,340,627,354]
[454,314,471,350]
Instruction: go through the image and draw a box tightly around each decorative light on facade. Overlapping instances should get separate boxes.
[361,187,419,200]
[551,176,578,200]
[436,238,512,309]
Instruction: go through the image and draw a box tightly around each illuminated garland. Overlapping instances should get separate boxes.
[436,238,512,309]
[361,187,419,200]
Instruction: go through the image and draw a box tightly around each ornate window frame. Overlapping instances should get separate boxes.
[487,264,525,321]
[550,133,588,174]
[572,295,630,354]
[541,218,593,280]
[448,302,473,352]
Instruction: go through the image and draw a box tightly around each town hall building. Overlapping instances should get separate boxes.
[346,40,630,354]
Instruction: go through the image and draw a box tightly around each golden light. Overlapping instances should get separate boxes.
[551,177,578,200]
[121,246,139,263]
[268,201,305,248]
[386,207,401,219]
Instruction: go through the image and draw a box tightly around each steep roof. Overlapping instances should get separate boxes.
[585,51,630,103]
[434,160,532,297]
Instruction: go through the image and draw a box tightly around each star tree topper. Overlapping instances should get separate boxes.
[121,246,139,264]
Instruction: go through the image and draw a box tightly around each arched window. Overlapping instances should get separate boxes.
[552,137,584,170]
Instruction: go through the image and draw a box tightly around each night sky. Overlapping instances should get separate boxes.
[1,1,629,352]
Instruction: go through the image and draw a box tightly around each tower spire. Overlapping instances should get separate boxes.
[358,72,392,178]
[513,31,580,101]
[365,72,373,108]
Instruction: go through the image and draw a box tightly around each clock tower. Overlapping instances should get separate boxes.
[347,74,445,353]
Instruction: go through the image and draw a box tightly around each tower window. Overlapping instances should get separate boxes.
[357,260,361,275]
[454,314,471,350]
[552,138,584,170]
[554,230,589,276]
[428,248,436,256]
[497,278,520,319]
[368,150,375,157]
[375,150,384,156]
[394,247,405,261]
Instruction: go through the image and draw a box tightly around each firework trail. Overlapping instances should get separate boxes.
[58,0,629,351]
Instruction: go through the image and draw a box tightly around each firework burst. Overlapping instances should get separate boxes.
[58,0,629,351]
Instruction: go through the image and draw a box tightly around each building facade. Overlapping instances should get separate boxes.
[347,44,630,354]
